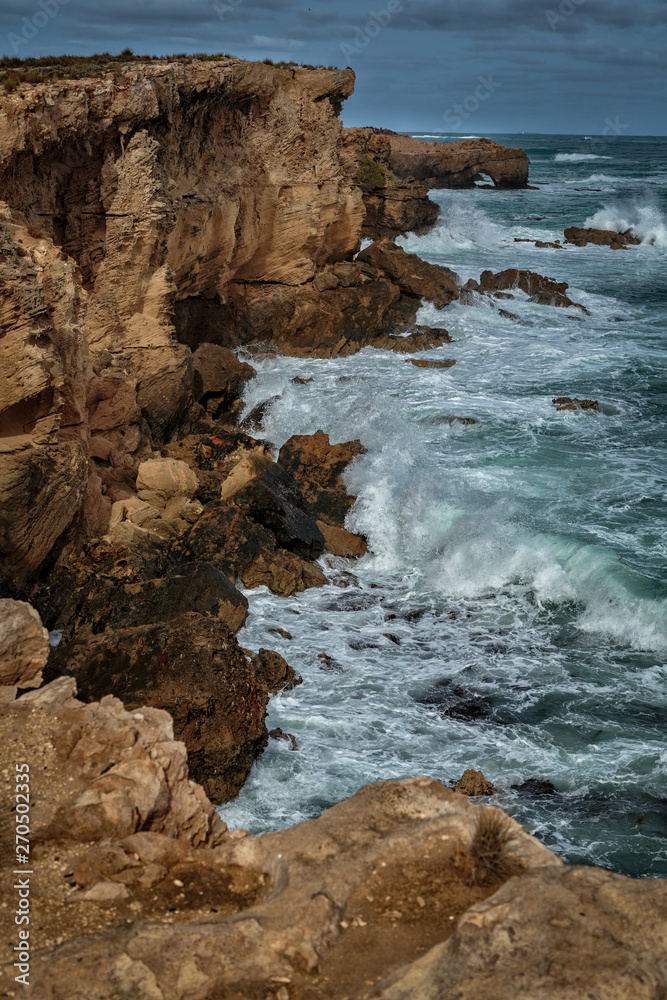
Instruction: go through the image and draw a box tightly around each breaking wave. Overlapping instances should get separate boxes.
[585,197,667,248]
[555,153,612,163]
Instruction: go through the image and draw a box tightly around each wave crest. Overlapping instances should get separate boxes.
[584,197,667,248]
[555,153,612,163]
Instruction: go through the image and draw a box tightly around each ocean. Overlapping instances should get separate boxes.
[220,133,667,878]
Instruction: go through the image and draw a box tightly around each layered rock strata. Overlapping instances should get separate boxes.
[0,59,533,587]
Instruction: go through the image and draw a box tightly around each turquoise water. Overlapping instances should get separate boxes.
[220,135,667,878]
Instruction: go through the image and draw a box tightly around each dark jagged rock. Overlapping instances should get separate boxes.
[219,454,325,561]
[552,396,600,412]
[463,268,590,314]
[512,779,559,796]
[278,430,366,529]
[36,560,249,649]
[564,226,641,249]
[357,238,460,309]
[192,343,256,424]
[46,612,271,804]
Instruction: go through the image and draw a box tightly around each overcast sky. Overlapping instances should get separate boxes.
[2,0,666,134]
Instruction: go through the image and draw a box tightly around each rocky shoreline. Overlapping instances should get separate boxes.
[1,56,664,998]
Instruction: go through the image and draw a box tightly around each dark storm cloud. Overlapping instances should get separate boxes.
[0,0,664,133]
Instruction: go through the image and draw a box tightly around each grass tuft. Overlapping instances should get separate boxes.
[465,809,525,887]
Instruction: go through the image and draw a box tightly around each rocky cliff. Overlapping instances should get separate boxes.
[2,657,666,999]
[345,127,531,188]
[0,58,463,587]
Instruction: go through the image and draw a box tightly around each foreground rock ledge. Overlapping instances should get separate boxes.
[2,683,664,1000]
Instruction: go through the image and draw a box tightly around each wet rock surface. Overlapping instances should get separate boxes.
[358,237,460,309]
[552,396,600,412]
[564,226,642,249]
[278,429,367,530]
[462,268,590,313]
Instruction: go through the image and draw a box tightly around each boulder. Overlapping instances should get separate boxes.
[453,769,497,796]
[564,226,641,249]
[135,457,198,499]
[317,520,368,558]
[358,238,460,309]
[47,613,271,804]
[192,343,256,422]
[219,454,325,561]
[250,648,302,694]
[0,598,49,692]
[278,429,366,528]
[178,502,327,597]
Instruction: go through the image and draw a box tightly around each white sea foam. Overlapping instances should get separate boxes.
[398,195,505,255]
[555,153,612,163]
[564,173,619,184]
[584,197,667,248]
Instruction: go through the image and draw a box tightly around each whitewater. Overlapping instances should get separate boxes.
[221,133,667,878]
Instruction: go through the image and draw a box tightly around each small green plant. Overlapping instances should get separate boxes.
[1,71,20,92]
[355,157,395,190]
[466,808,524,887]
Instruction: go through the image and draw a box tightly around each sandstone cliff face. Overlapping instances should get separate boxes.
[0,59,363,583]
[0,59,527,586]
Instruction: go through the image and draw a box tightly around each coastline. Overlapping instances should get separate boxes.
[1,56,666,998]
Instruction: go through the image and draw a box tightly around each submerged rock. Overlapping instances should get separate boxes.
[410,358,457,369]
[512,778,559,796]
[552,396,600,412]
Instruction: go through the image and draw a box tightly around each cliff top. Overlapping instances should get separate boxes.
[0,51,341,93]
